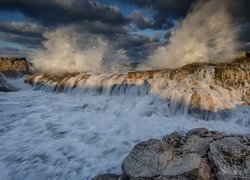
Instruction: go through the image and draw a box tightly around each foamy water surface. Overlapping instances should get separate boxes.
[0,78,249,179]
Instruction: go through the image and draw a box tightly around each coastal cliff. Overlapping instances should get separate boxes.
[0,57,31,77]
[25,58,250,113]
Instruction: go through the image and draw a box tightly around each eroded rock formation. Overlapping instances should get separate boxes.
[93,128,250,180]
[25,59,250,112]
[0,57,31,77]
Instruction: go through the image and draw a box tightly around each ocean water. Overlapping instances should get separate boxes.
[0,78,249,180]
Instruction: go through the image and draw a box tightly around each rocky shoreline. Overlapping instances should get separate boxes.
[93,128,250,180]
[0,57,31,92]
[0,55,249,179]
[0,57,31,77]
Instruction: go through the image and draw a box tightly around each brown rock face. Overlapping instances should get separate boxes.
[0,57,31,77]
[190,92,202,109]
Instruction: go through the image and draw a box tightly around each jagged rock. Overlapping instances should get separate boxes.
[185,128,210,138]
[121,138,205,179]
[161,153,201,176]
[198,159,212,180]
[121,139,173,177]
[182,129,224,157]
[92,173,130,180]
[162,131,184,148]
[0,57,31,77]
[209,137,250,179]
[96,129,250,180]
[182,135,213,157]
[186,128,225,140]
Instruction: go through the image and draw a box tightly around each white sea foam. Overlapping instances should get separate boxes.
[30,27,129,75]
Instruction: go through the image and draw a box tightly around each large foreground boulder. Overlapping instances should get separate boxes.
[93,128,250,180]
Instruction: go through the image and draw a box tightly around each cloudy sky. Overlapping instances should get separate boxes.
[0,0,249,61]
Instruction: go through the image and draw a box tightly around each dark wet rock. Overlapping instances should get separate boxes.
[121,139,173,177]
[209,137,250,179]
[186,128,225,140]
[121,134,206,179]
[92,173,122,180]
[161,153,201,176]
[162,131,184,148]
[0,73,16,92]
[182,135,213,157]
[95,128,250,180]
[92,173,130,180]
[186,128,210,138]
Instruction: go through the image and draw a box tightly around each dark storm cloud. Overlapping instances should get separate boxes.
[239,23,250,43]
[0,0,129,26]
[0,0,131,56]
[230,0,250,22]
[125,0,250,29]
[114,33,161,59]
[0,21,45,49]
[124,0,194,29]
[74,20,129,35]
[130,10,154,29]
[118,33,160,48]
[243,42,250,51]
[1,0,250,59]
[0,33,43,48]
[126,0,250,51]
[0,21,46,38]
[0,46,28,56]
[231,0,250,47]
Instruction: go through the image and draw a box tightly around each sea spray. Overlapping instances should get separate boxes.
[30,27,129,74]
[147,0,240,69]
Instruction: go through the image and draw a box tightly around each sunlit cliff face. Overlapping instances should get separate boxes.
[147,0,239,69]
[25,60,250,114]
